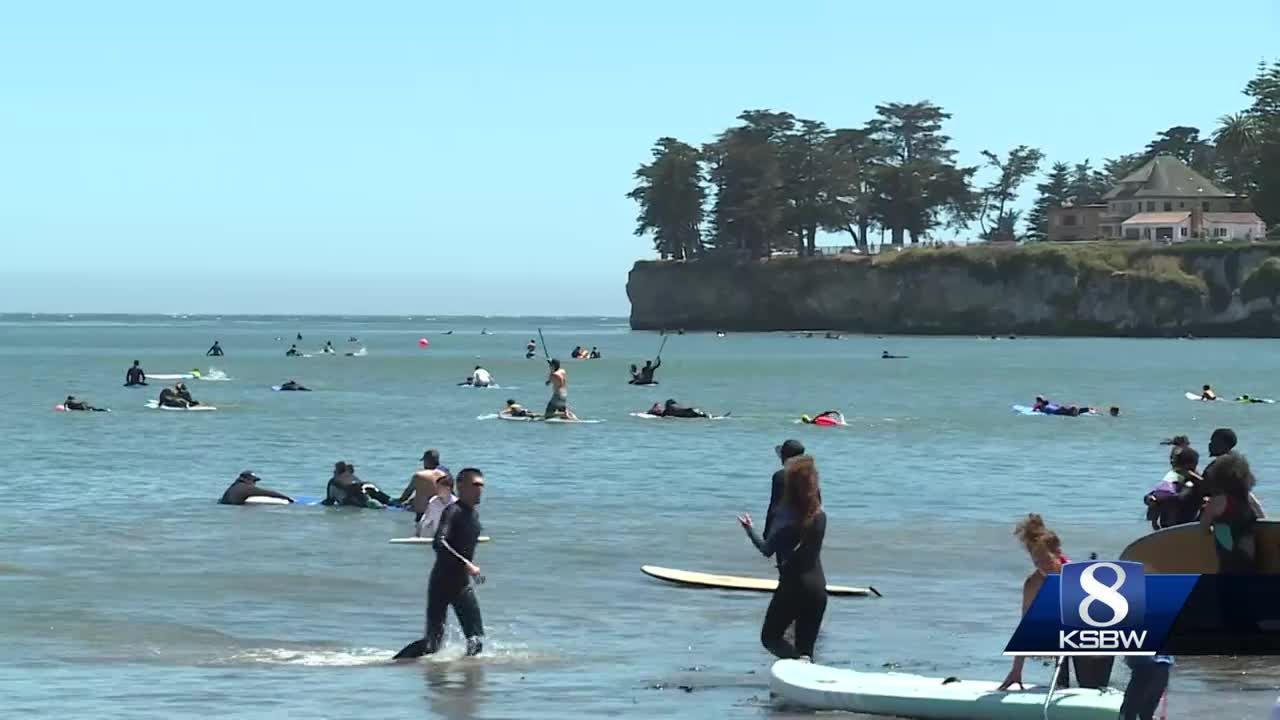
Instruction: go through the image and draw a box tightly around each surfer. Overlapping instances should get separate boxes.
[736,455,827,660]
[999,514,1112,690]
[1200,384,1217,401]
[206,341,224,357]
[277,380,310,391]
[544,359,576,420]
[469,366,493,388]
[588,346,601,359]
[125,360,147,387]
[880,351,906,359]
[63,395,107,412]
[157,384,195,409]
[525,339,537,359]
[800,411,844,425]
[218,471,293,505]
[415,473,457,538]
[765,440,806,541]
[647,399,711,419]
[1031,396,1091,416]
[1120,655,1173,720]
[502,399,537,419]
[286,344,299,357]
[322,461,394,508]
[629,358,661,385]
[394,468,487,660]
[397,450,451,522]
[1235,394,1270,403]
[1145,445,1202,530]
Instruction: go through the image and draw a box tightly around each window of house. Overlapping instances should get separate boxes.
[1178,202,1185,209]
[1163,201,1173,211]
[1102,225,1114,238]
[1203,202,1211,212]
[1143,227,1152,239]
[1180,227,1188,237]
[1063,214,1077,227]
[1146,202,1156,211]
[1215,227,1228,238]
[1125,228,1140,240]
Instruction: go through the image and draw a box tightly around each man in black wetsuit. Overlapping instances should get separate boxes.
[64,395,107,412]
[206,341,224,357]
[278,380,310,391]
[395,467,487,660]
[125,361,147,386]
[322,461,394,507]
[285,344,300,357]
[219,471,293,504]
[659,399,711,419]
[765,439,805,540]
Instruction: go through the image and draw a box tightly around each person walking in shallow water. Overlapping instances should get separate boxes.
[737,455,828,660]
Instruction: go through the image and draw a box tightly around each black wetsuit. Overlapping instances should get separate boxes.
[322,472,392,507]
[125,367,147,386]
[219,479,291,505]
[746,510,828,659]
[394,501,485,659]
[1146,474,1202,530]
[279,382,310,391]
[632,359,661,384]
[64,400,106,412]
[207,344,223,356]
[1119,656,1172,720]
[663,403,709,419]
[763,468,786,541]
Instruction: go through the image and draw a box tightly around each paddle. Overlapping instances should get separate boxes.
[537,327,551,362]
[655,334,669,362]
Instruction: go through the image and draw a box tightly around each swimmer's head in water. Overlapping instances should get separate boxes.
[1204,385,1212,391]
[422,449,440,468]
[238,470,260,483]
[1109,406,1120,416]
[800,414,812,423]
[457,468,485,505]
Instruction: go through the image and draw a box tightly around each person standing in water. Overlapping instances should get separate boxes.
[394,468,487,660]
[219,471,293,505]
[125,360,147,387]
[736,455,828,660]
[206,341,224,357]
[1201,428,1265,518]
[765,440,806,540]
[397,450,450,523]
[415,474,457,538]
[544,359,576,419]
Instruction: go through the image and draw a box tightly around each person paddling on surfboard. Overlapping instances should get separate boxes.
[501,399,537,419]
[277,380,310,391]
[544,359,576,420]
[219,471,292,505]
[630,358,661,385]
[63,395,108,412]
[157,383,197,409]
[125,360,147,387]
[736,455,828,661]
[800,411,844,425]
[394,468,487,660]
[1200,384,1218,401]
[649,399,712,419]
[999,514,1113,691]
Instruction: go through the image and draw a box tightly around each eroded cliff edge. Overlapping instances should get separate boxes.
[627,244,1280,336]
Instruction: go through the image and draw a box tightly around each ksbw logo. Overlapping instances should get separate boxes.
[1058,561,1149,651]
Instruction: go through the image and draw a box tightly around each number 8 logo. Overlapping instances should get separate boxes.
[1077,562,1130,628]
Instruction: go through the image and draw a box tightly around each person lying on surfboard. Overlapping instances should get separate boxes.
[1031,396,1092,416]
[63,395,108,412]
[501,399,538,419]
[800,411,844,425]
[646,399,712,419]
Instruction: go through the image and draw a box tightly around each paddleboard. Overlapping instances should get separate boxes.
[769,660,1122,719]
[389,536,490,544]
[640,565,876,597]
[149,373,194,380]
[1120,520,1280,573]
[1011,404,1043,416]
[629,381,659,386]
[244,496,291,506]
[145,401,216,412]
[496,413,540,422]
[1185,392,1215,401]
[629,412,730,420]
[545,417,603,424]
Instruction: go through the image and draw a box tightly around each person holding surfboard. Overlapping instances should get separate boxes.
[218,471,292,505]
[1201,428,1265,519]
[736,455,828,661]
[394,468,487,660]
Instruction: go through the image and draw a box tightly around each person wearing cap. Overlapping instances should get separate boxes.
[218,471,292,505]
[397,450,452,522]
[765,440,806,541]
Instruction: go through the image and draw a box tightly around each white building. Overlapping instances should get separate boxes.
[1120,209,1267,243]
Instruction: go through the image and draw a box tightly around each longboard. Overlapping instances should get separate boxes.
[1119,520,1280,573]
[389,536,490,544]
[640,565,877,597]
[769,660,1122,719]
[145,401,216,412]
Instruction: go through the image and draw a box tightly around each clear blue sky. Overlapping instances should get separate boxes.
[3,1,1276,315]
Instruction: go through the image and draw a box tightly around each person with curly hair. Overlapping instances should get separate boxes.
[737,455,827,660]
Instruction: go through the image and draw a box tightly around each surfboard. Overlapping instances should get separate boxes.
[545,417,603,424]
[629,412,730,420]
[244,496,291,505]
[389,536,490,544]
[149,373,194,380]
[145,401,216,412]
[640,565,877,597]
[1119,520,1280,573]
[1185,392,1214,401]
[769,660,1123,719]
[1011,404,1043,416]
[497,413,540,422]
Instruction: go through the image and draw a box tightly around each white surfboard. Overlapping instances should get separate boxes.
[389,536,490,544]
[640,565,876,597]
[629,412,730,421]
[145,400,217,412]
[769,660,1123,719]
[545,417,603,424]
[244,496,291,505]
[149,373,195,380]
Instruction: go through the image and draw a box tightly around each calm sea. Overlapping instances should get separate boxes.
[2,315,1278,718]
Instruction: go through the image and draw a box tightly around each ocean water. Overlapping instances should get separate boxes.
[3,314,1280,719]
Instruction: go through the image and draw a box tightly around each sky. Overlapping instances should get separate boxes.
[2,1,1277,316]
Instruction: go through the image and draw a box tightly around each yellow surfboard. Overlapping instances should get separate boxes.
[641,565,879,597]
[1119,520,1280,573]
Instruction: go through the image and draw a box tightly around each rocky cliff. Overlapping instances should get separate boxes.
[626,243,1280,336]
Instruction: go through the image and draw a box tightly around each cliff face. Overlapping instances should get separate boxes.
[626,244,1280,336]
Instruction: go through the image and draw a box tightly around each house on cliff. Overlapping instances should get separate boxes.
[1046,154,1265,242]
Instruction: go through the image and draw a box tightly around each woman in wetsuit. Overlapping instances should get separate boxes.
[736,455,827,660]
[999,514,1113,691]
